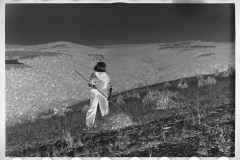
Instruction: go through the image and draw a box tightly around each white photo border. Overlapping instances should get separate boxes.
[1,0,239,160]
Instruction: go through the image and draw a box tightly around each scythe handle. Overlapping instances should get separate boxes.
[75,70,128,115]
[75,70,108,98]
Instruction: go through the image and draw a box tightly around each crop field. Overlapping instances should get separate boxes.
[6,70,235,157]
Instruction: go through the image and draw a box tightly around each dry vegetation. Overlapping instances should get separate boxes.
[6,68,235,157]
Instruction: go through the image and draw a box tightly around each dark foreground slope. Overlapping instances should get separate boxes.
[6,72,235,157]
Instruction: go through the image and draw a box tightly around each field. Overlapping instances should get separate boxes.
[5,41,235,157]
[6,72,235,157]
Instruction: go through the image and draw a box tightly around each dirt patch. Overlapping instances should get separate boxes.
[191,45,216,49]
[5,64,31,70]
[141,55,154,63]
[196,53,216,58]
[5,51,69,60]
[5,60,23,64]
[5,60,31,70]
[50,44,68,49]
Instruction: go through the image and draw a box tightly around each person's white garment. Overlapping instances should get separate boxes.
[86,72,112,128]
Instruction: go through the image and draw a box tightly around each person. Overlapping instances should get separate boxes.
[86,62,113,129]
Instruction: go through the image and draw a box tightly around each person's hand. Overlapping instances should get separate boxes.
[107,96,112,101]
[88,84,96,89]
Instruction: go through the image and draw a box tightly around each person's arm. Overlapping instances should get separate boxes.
[107,82,113,100]
[88,72,97,88]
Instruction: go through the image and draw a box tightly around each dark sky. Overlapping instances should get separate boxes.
[5,3,235,46]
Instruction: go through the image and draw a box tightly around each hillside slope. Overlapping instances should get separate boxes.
[6,73,235,157]
[5,41,235,126]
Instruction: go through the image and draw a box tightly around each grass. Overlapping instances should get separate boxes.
[5,71,235,157]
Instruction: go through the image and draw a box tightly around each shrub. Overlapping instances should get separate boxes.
[102,113,136,130]
[116,94,125,106]
[164,82,171,88]
[205,76,217,85]
[195,73,217,87]
[142,89,185,110]
[221,64,235,77]
[177,77,188,89]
